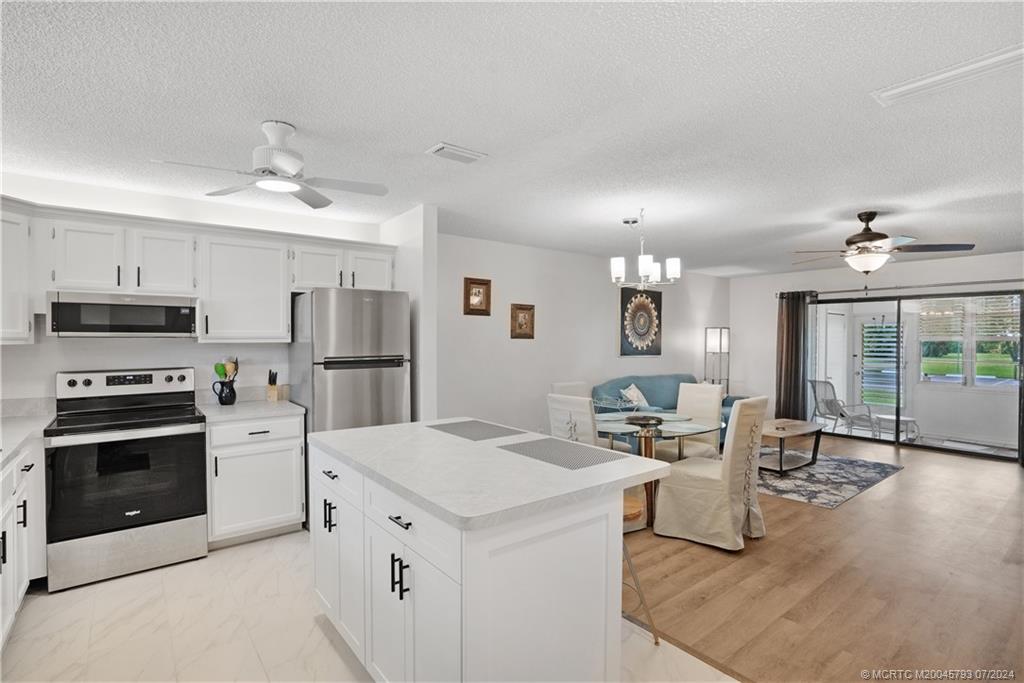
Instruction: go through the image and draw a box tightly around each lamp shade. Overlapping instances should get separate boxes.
[844,252,891,274]
[638,254,654,279]
[665,257,682,280]
[610,257,626,282]
[651,262,662,283]
[706,327,729,353]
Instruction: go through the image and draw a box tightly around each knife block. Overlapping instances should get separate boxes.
[266,384,288,402]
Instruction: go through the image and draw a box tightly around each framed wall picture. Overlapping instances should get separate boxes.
[463,277,492,316]
[620,287,662,356]
[510,303,535,339]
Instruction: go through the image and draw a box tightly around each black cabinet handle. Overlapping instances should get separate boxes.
[214,456,219,477]
[388,514,412,530]
[1,530,6,566]
[116,265,121,287]
[248,430,270,436]
[137,266,141,287]
[21,463,34,472]
[327,502,337,531]
[398,556,410,600]
[17,500,27,528]
[205,315,209,335]
[322,469,338,480]
[390,553,399,593]
[323,498,330,530]
[351,271,355,288]
[339,270,343,287]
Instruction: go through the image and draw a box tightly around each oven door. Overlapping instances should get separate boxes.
[45,424,206,544]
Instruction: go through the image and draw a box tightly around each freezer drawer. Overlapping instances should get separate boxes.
[312,289,410,361]
[313,361,411,431]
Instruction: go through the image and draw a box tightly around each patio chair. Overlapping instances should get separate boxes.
[808,379,879,438]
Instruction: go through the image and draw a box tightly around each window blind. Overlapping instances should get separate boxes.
[974,295,1021,340]
[918,298,965,339]
[861,322,902,407]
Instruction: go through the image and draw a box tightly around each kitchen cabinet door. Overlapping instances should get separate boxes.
[312,480,341,622]
[18,440,45,580]
[406,546,461,683]
[1,213,33,343]
[53,222,125,290]
[365,519,407,683]
[198,235,290,342]
[345,250,392,290]
[209,441,304,541]
[0,503,17,644]
[335,495,365,661]
[130,229,196,294]
[293,245,344,289]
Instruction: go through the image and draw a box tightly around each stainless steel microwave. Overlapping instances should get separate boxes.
[47,292,196,337]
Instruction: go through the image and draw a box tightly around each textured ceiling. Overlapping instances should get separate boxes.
[2,2,1022,274]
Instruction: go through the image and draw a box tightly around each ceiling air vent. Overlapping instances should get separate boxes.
[426,142,487,164]
[871,44,1023,107]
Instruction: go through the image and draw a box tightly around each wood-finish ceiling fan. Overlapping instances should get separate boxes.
[153,120,388,210]
[793,211,975,274]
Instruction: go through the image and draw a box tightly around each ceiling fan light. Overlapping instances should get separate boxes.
[844,252,891,274]
[255,178,302,193]
[665,257,682,280]
[610,257,626,283]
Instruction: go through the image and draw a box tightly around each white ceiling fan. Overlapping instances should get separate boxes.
[153,120,388,209]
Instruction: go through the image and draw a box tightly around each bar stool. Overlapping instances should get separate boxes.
[622,496,660,645]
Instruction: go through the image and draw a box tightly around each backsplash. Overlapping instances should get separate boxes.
[1,317,290,402]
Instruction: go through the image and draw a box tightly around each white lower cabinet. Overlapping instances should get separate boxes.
[312,479,365,657]
[207,416,305,542]
[0,441,42,648]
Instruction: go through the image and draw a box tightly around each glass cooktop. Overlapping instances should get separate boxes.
[44,405,205,437]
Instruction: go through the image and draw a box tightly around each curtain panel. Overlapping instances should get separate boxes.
[775,290,818,419]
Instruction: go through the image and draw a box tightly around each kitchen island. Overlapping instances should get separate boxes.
[308,417,669,683]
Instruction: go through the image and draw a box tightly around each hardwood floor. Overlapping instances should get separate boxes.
[622,435,1023,682]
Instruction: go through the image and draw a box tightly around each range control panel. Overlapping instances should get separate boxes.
[56,368,195,399]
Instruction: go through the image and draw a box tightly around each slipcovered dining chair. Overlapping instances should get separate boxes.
[550,381,591,398]
[653,396,769,551]
[654,383,724,461]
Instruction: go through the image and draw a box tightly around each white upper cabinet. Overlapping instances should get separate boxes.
[52,222,125,291]
[1,213,33,343]
[292,245,345,289]
[198,234,290,342]
[346,250,393,290]
[129,229,196,294]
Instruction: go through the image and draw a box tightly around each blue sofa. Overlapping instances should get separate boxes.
[591,373,744,449]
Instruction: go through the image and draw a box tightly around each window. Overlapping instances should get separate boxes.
[919,298,964,384]
[973,295,1021,388]
[861,321,902,407]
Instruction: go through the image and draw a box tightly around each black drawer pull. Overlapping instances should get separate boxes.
[1,530,6,566]
[327,502,337,531]
[17,500,27,528]
[388,514,412,530]
[21,463,34,472]
[322,470,339,480]
[214,456,219,477]
[248,430,271,436]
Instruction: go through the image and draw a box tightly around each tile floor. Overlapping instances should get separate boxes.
[1,530,732,682]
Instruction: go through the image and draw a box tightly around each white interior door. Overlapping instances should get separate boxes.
[825,312,848,402]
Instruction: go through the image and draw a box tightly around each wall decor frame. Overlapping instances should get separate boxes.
[510,303,535,339]
[463,277,492,316]
[620,287,662,356]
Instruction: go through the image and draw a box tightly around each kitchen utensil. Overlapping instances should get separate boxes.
[214,362,227,380]
[212,379,237,406]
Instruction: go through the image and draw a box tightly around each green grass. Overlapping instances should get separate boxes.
[921,352,1018,379]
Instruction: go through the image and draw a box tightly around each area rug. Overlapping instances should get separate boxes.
[756,449,903,509]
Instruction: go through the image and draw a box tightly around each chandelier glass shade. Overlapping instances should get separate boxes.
[609,209,681,289]
[844,251,891,274]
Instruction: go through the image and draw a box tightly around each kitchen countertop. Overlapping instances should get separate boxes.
[199,400,305,423]
[309,417,669,531]
[1,413,53,468]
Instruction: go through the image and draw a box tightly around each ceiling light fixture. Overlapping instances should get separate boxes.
[844,251,892,274]
[610,209,681,290]
[255,178,301,193]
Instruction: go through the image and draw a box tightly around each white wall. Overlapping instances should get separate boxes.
[0,326,288,403]
[729,251,1024,425]
[381,204,438,420]
[2,172,379,243]
[437,234,729,433]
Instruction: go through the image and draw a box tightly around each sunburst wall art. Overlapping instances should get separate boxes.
[620,287,662,356]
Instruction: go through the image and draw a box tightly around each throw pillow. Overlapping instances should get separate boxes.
[619,383,649,407]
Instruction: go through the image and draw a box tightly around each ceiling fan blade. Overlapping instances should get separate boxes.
[303,177,389,196]
[868,235,916,250]
[793,254,841,265]
[153,159,253,176]
[206,184,253,197]
[895,243,975,253]
[291,184,333,209]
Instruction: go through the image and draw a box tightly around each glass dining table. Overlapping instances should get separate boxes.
[595,411,726,526]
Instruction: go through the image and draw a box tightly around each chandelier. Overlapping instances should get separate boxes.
[609,209,681,290]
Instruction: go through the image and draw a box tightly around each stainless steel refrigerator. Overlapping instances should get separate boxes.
[290,288,411,433]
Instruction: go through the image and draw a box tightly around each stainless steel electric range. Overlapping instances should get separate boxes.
[42,367,208,591]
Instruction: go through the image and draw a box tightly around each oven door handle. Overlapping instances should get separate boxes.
[44,422,206,448]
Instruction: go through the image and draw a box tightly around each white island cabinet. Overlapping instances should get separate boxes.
[308,418,669,683]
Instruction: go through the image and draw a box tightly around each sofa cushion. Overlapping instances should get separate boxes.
[619,383,650,407]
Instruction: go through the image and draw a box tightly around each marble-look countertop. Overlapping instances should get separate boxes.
[199,400,305,424]
[309,417,669,531]
[1,413,53,468]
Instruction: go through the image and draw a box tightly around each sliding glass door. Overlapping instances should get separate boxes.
[810,291,1022,461]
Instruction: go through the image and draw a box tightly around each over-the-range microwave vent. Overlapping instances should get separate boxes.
[425,142,488,164]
